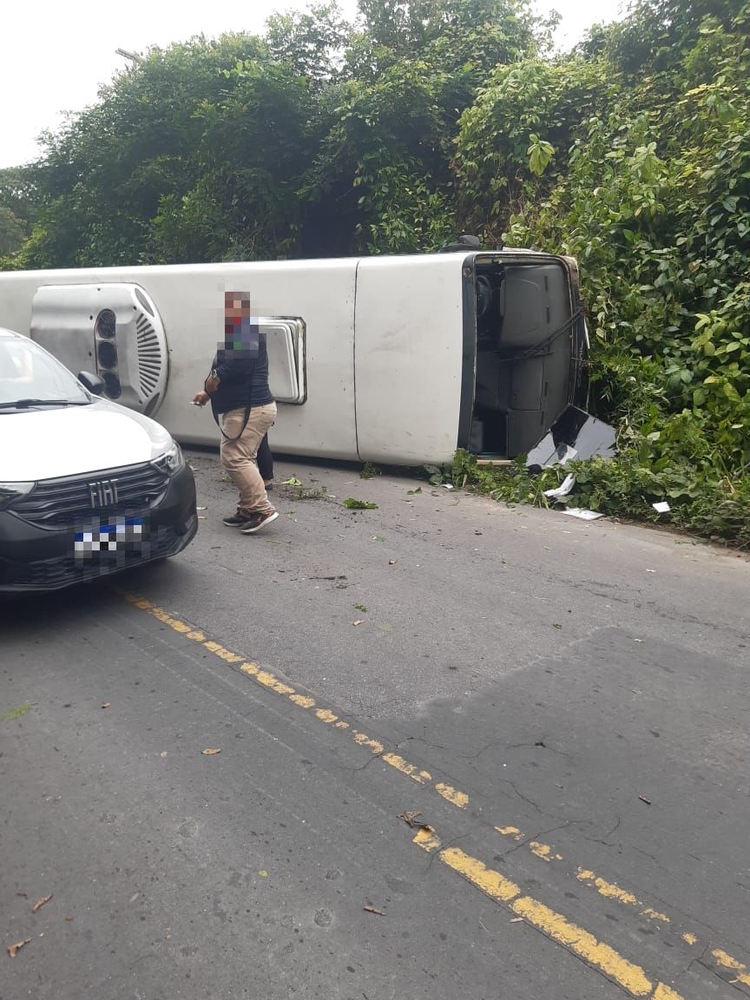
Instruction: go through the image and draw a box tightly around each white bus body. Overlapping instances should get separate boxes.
[0,250,588,465]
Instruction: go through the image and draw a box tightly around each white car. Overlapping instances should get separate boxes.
[0,327,197,593]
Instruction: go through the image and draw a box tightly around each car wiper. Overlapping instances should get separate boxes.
[0,398,87,409]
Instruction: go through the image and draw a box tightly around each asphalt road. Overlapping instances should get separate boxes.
[2,449,749,1000]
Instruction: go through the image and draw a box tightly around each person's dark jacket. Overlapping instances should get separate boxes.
[208,333,274,417]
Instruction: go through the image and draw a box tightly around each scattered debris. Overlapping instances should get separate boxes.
[562,508,605,521]
[65,916,74,922]
[201,748,222,756]
[553,623,563,629]
[510,917,524,923]
[7,939,31,958]
[364,905,385,916]
[310,575,347,582]
[388,559,397,565]
[398,811,423,828]
[441,484,454,491]
[372,535,385,542]
[353,620,365,627]
[101,702,110,709]
[15,892,27,898]
[31,894,53,914]
[197,506,207,511]
[646,569,656,574]
[543,473,576,499]
[527,406,617,471]
[282,477,302,486]
[344,498,379,510]
[407,488,422,495]
[652,501,671,514]
[258,870,268,878]
[639,795,652,805]
[354,604,368,613]
[1,703,32,722]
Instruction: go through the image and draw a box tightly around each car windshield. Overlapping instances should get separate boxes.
[0,333,90,407]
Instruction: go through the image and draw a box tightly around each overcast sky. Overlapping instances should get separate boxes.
[0,0,625,170]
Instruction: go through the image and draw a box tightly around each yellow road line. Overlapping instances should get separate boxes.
[414,830,682,1000]
[120,591,749,994]
[711,949,750,987]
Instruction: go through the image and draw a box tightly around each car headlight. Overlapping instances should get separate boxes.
[151,441,185,475]
[0,482,35,510]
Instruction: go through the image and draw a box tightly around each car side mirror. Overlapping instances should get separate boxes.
[78,371,105,396]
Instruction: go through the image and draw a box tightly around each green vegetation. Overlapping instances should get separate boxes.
[2,702,33,721]
[2,0,748,542]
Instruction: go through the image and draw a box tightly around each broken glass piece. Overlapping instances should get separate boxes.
[526,406,616,471]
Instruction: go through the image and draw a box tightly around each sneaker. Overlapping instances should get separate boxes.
[222,512,253,527]
[240,510,280,534]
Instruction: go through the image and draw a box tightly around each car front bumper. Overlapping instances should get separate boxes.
[0,463,198,594]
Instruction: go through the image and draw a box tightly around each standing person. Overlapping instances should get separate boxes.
[191,291,278,534]
[258,433,274,491]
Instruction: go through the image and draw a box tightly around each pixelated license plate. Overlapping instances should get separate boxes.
[74,516,149,563]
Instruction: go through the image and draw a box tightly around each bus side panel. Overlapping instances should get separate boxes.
[354,256,465,465]
[147,261,358,459]
[0,261,359,461]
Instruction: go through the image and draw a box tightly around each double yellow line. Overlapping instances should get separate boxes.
[120,592,750,999]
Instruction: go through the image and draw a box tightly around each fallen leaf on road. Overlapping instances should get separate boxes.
[353,620,364,626]
[7,938,31,958]
[364,905,385,915]
[258,870,268,878]
[398,811,423,828]
[1,702,32,722]
[201,748,222,755]
[101,702,110,709]
[32,894,53,913]
[65,916,74,922]
[553,623,563,629]
[638,795,651,805]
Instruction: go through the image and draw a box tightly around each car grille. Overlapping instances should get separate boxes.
[2,525,185,591]
[11,463,170,528]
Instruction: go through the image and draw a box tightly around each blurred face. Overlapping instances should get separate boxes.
[224,292,254,353]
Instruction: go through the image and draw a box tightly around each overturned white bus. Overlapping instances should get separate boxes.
[0,249,589,466]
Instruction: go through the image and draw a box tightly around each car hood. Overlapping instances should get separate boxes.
[2,399,173,481]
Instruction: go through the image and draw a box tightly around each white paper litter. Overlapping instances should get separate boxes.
[544,474,576,499]
[652,501,671,513]
[563,508,605,521]
[441,484,454,490]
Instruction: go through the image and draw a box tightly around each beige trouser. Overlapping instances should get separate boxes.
[220,403,277,516]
